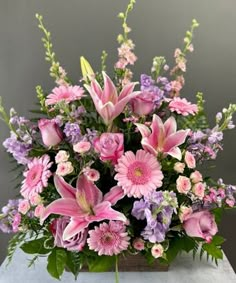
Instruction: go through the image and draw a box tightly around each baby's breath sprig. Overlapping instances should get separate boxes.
[35,14,70,85]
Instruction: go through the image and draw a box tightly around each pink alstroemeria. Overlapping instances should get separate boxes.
[41,175,125,241]
[85,71,139,125]
[135,114,189,160]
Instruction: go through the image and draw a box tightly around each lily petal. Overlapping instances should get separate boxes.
[118,82,137,101]
[91,201,127,223]
[135,123,151,138]
[163,130,189,153]
[100,101,116,125]
[103,186,124,205]
[41,199,84,223]
[164,116,177,137]
[76,175,103,207]
[54,175,76,199]
[167,147,182,160]
[102,72,118,104]
[63,218,89,241]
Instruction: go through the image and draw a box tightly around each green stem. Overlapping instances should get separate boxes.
[115,255,119,283]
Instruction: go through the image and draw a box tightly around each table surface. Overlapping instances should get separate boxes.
[0,249,235,283]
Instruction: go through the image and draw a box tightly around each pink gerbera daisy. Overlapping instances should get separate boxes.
[87,221,130,256]
[169,97,198,116]
[45,85,85,106]
[114,150,163,198]
[21,155,53,199]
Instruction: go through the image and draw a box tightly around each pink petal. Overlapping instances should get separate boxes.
[40,199,84,223]
[91,201,127,223]
[183,217,203,238]
[114,91,140,119]
[163,130,189,153]
[91,80,103,100]
[54,175,76,199]
[103,186,124,205]
[84,84,102,115]
[141,138,158,155]
[102,72,118,104]
[76,175,103,207]
[63,218,89,241]
[135,123,151,138]
[166,147,182,160]
[149,115,165,149]
[164,116,177,137]
[100,102,115,125]
[118,82,137,101]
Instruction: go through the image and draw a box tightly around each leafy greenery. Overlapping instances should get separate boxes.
[47,248,67,279]
[87,254,116,272]
[66,251,82,280]
[20,237,52,255]
[7,232,26,265]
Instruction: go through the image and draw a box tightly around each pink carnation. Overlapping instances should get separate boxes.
[87,221,130,256]
[45,85,85,105]
[169,97,198,116]
[133,238,145,251]
[21,155,53,199]
[115,150,163,198]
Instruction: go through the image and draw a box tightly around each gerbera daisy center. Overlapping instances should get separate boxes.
[127,161,150,185]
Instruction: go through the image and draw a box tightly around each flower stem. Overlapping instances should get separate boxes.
[115,255,119,283]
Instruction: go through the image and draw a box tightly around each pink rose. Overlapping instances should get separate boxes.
[176,176,191,194]
[50,217,88,251]
[73,141,91,154]
[130,91,155,116]
[179,206,193,223]
[34,204,45,218]
[174,162,185,173]
[151,244,164,258]
[183,210,218,242]
[184,151,196,169]
[18,200,30,215]
[38,119,63,147]
[94,133,124,164]
[190,170,203,183]
[83,167,100,182]
[192,182,206,199]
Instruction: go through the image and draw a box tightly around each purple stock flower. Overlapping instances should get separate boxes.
[140,74,154,89]
[0,199,21,233]
[132,191,177,243]
[3,133,31,165]
[63,122,81,144]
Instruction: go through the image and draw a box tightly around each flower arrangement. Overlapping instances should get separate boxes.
[1,1,236,282]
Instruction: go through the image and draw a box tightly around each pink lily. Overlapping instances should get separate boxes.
[84,71,139,125]
[41,174,125,241]
[135,114,189,160]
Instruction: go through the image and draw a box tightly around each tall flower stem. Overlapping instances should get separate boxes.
[115,255,119,283]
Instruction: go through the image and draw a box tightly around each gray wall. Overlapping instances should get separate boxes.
[1,0,236,271]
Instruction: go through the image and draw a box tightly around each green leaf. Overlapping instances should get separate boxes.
[88,255,116,272]
[211,235,225,246]
[212,208,223,224]
[202,241,223,260]
[47,248,67,279]
[66,251,81,280]
[20,237,51,255]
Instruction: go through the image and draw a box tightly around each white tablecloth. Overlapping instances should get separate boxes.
[0,248,235,283]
